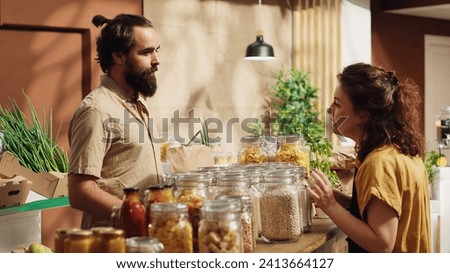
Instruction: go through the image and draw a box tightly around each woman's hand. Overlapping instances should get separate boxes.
[307,169,338,213]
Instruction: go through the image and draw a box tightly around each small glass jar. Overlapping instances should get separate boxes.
[259,170,301,243]
[238,136,269,164]
[436,106,450,147]
[54,228,80,253]
[173,173,211,252]
[149,203,193,253]
[102,229,126,253]
[145,184,174,225]
[110,205,121,229]
[126,236,164,253]
[120,187,148,238]
[199,199,243,253]
[64,229,94,253]
[90,227,115,253]
[274,135,310,173]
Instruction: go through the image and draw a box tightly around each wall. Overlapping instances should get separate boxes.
[0,0,142,249]
[371,0,450,141]
[144,0,293,152]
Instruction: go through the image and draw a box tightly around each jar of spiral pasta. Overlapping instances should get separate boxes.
[238,136,268,164]
[198,199,243,253]
[149,203,193,253]
[274,135,310,173]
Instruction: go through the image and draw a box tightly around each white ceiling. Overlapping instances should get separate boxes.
[385,4,450,21]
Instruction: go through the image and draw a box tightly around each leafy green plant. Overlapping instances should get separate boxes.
[187,118,210,146]
[272,69,340,188]
[0,94,68,173]
[425,151,445,184]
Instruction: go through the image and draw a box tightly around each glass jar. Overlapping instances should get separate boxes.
[99,229,126,253]
[110,205,121,229]
[145,184,174,226]
[64,229,94,253]
[436,106,450,147]
[274,135,310,173]
[54,228,80,253]
[218,195,256,253]
[90,227,115,253]
[199,199,243,253]
[126,236,164,253]
[261,135,278,161]
[213,172,251,199]
[149,203,193,253]
[173,173,211,252]
[120,187,148,238]
[238,136,268,164]
[259,170,301,243]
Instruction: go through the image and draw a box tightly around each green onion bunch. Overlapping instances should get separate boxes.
[0,95,68,173]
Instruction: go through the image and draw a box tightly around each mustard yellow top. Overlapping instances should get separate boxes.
[355,145,431,252]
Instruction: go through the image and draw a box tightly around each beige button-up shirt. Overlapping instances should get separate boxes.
[69,75,163,203]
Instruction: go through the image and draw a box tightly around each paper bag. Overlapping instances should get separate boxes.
[167,145,214,172]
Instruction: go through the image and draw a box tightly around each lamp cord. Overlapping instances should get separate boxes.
[258,0,262,33]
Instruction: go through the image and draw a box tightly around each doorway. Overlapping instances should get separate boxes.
[424,35,450,158]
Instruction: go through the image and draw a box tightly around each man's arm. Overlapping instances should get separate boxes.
[68,173,122,221]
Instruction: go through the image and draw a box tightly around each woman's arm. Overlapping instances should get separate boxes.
[308,169,399,252]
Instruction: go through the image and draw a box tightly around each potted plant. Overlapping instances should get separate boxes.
[270,68,340,188]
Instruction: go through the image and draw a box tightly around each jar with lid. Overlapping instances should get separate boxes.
[274,135,310,173]
[436,106,450,147]
[110,205,121,229]
[218,195,256,253]
[238,136,268,164]
[126,236,164,253]
[261,135,278,161]
[281,166,312,232]
[173,173,212,252]
[99,229,126,253]
[55,228,80,253]
[198,199,243,253]
[259,170,301,243]
[64,229,94,253]
[145,184,174,226]
[212,172,251,199]
[90,227,115,253]
[149,203,193,253]
[120,187,148,238]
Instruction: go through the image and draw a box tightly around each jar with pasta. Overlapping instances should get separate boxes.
[199,199,243,253]
[259,170,301,243]
[173,173,212,252]
[238,136,268,164]
[274,135,310,173]
[149,203,193,253]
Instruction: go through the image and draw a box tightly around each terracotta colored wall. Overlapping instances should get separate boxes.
[371,0,450,130]
[0,0,142,250]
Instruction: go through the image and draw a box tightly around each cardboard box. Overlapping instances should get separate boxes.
[0,176,32,208]
[0,152,68,198]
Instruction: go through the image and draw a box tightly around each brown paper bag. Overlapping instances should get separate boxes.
[167,145,214,172]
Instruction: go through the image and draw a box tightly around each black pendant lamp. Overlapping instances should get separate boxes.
[244,0,275,61]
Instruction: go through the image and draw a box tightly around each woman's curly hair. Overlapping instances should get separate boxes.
[337,63,425,162]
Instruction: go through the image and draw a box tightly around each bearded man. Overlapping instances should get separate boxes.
[68,14,163,228]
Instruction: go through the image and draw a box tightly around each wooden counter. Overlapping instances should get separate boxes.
[254,218,348,253]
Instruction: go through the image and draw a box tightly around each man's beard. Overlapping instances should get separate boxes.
[124,61,157,98]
